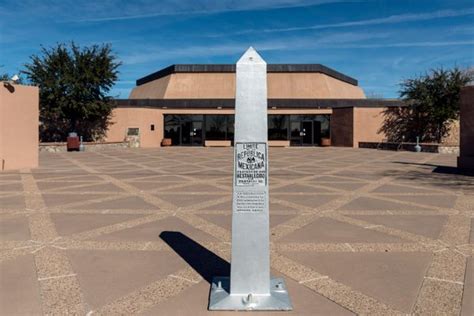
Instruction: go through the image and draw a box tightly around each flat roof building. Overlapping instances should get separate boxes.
[106,64,403,148]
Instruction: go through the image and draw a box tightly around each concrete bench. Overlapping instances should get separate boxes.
[205,140,232,147]
[268,140,290,147]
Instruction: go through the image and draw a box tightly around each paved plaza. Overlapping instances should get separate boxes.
[0,147,473,315]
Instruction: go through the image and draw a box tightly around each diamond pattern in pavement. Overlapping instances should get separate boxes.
[0,147,472,315]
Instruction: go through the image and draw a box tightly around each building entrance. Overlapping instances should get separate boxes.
[291,119,323,146]
[164,115,204,146]
[180,121,203,146]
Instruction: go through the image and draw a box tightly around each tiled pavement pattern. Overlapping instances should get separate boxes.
[0,147,473,315]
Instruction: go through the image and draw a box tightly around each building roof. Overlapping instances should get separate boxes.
[136,64,358,87]
[113,98,404,109]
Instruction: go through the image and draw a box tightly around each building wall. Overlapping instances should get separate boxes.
[106,108,163,148]
[268,73,365,99]
[0,84,39,170]
[129,72,365,99]
[353,107,386,146]
[106,107,332,147]
[330,108,354,147]
[458,85,474,169]
[331,107,387,147]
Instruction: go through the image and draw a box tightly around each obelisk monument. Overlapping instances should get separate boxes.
[209,47,292,311]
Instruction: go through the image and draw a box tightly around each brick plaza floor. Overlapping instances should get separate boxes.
[0,147,473,315]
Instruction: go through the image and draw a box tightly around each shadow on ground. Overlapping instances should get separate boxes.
[384,161,474,190]
[160,231,230,283]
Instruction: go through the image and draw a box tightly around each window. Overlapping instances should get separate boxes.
[268,115,289,140]
[204,115,234,141]
[127,128,139,136]
[164,115,180,145]
[150,124,155,131]
[205,115,227,140]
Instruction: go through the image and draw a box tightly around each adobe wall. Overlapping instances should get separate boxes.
[129,72,365,99]
[0,84,39,170]
[353,107,386,146]
[458,85,474,169]
[106,107,163,148]
[330,108,354,147]
[106,107,332,148]
[331,107,387,147]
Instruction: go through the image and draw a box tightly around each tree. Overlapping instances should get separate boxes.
[381,67,472,143]
[23,43,121,142]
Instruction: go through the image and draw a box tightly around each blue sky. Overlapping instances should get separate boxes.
[0,0,473,98]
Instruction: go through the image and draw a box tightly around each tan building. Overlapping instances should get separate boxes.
[106,64,403,147]
[0,83,39,170]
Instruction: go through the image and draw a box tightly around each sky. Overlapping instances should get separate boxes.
[0,0,473,98]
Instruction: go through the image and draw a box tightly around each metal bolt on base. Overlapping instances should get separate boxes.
[209,277,293,311]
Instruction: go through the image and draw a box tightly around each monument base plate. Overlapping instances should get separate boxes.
[208,277,293,311]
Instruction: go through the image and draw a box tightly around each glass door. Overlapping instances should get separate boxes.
[180,121,192,145]
[313,121,322,146]
[290,121,302,146]
[180,121,203,146]
[191,121,203,146]
[301,121,313,146]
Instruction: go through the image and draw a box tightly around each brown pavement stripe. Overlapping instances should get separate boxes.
[46,194,130,211]
[327,214,440,245]
[0,254,43,315]
[347,214,448,239]
[62,154,178,211]
[51,213,143,236]
[64,240,171,252]
[21,171,87,315]
[1,148,469,315]
[174,213,231,242]
[413,194,472,315]
[271,252,402,315]
[280,250,433,313]
[142,276,355,316]
[95,267,202,315]
[274,242,437,253]
[279,216,405,244]
[337,209,457,216]
[66,249,190,311]
[462,258,473,316]
[0,214,31,241]
[67,214,170,241]
[271,175,398,241]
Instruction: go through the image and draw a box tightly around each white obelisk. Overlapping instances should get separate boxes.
[209,47,292,311]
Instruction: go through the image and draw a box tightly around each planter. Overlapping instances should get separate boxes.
[161,138,172,146]
[321,138,331,147]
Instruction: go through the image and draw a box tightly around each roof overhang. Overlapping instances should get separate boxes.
[136,64,358,87]
[113,98,405,109]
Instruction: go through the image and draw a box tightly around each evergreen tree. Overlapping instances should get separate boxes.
[23,43,121,142]
[382,68,472,143]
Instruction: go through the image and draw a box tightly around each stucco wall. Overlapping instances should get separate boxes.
[268,73,365,99]
[106,108,163,148]
[106,107,332,148]
[353,107,386,146]
[458,86,474,169]
[331,107,387,148]
[0,84,39,170]
[129,72,365,99]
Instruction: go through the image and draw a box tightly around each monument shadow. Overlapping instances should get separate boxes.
[159,231,230,284]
